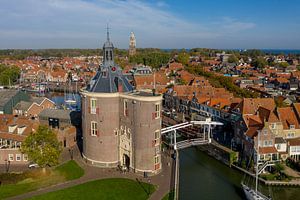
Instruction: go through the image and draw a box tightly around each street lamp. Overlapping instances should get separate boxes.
[5,159,10,173]
[147,178,151,196]
[69,148,74,160]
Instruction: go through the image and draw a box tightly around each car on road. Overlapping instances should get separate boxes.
[163,110,171,116]
[28,163,39,169]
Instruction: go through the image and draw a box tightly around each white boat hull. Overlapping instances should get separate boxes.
[242,184,271,200]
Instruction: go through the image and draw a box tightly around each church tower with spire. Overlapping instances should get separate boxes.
[129,32,136,56]
[81,28,162,175]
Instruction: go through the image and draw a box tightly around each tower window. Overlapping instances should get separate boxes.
[90,99,97,114]
[106,51,109,61]
[155,104,160,119]
[110,50,113,61]
[124,100,128,117]
[154,155,160,164]
[102,70,107,78]
[154,130,160,146]
[91,121,98,136]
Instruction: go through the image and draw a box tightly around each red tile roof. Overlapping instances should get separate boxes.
[277,107,300,129]
[259,146,278,154]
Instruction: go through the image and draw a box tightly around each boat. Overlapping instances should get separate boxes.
[242,132,272,200]
[242,183,271,200]
[64,80,78,109]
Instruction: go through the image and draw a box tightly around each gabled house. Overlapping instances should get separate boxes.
[14,97,56,118]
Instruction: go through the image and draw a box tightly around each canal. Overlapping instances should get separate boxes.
[179,148,300,200]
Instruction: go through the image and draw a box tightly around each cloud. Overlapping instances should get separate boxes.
[220,17,256,32]
[156,1,169,8]
[0,0,257,49]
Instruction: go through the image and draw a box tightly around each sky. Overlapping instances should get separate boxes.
[0,0,300,49]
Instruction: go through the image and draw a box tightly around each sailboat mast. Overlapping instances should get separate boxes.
[256,131,259,194]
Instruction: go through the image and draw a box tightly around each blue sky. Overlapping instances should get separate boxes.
[0,0,300,49]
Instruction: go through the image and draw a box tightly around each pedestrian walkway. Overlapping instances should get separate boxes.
[7,146,174,200]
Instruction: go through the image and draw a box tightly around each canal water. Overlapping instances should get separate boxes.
[46,93,81,110]
[179,148,300,200]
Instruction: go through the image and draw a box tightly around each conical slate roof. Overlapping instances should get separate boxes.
[88,29,133,93]
[89,65,133,93]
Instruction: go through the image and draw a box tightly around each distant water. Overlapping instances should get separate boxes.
[161,49,300,55]
[261,49,300,55]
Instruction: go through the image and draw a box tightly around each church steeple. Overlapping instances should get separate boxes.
[129,31,136,56]
[106,24,110,42]
[103,25,114,66]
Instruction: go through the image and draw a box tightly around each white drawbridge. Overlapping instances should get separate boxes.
[161,118,223,150]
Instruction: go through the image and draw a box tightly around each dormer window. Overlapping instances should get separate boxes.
[17,125,26,135]
[290,125,295,129]
[8,124,17,133]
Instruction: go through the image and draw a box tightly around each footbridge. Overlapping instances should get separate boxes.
[161,118,223,200]
[161,118,223,150]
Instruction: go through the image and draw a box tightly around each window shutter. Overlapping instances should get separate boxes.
[155,163,160,170]
[96,130,99,137]
[96,107,100,114]
[152,112,155,120]
[152,140,156,147]
[125,109,128,117]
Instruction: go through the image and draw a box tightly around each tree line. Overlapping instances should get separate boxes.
[186,64,259,98]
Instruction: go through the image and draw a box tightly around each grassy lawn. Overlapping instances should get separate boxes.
[28,178,156,200]
[0,160,84,199]
[55,160,84,180]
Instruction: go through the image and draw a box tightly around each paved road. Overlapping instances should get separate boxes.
[7,146,174,200]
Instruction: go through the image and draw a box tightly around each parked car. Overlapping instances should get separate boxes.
[163,110,171,116]
[28,163,39,169]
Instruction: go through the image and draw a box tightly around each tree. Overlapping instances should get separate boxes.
[278,62,289,68]
[177,52,190,66]
[228,54,239,63]
[129,51,170,68]
[251,57,267,69]
[0,64,20,86]
[21,125,62,168]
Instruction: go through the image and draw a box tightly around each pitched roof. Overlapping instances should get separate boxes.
[277,107,300,129]
[14,101,32,111]
[39,109,71,120]
[236,98,275,115]
[288,138,300,146]
[0,90,19,107]
[259,146,278,154]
